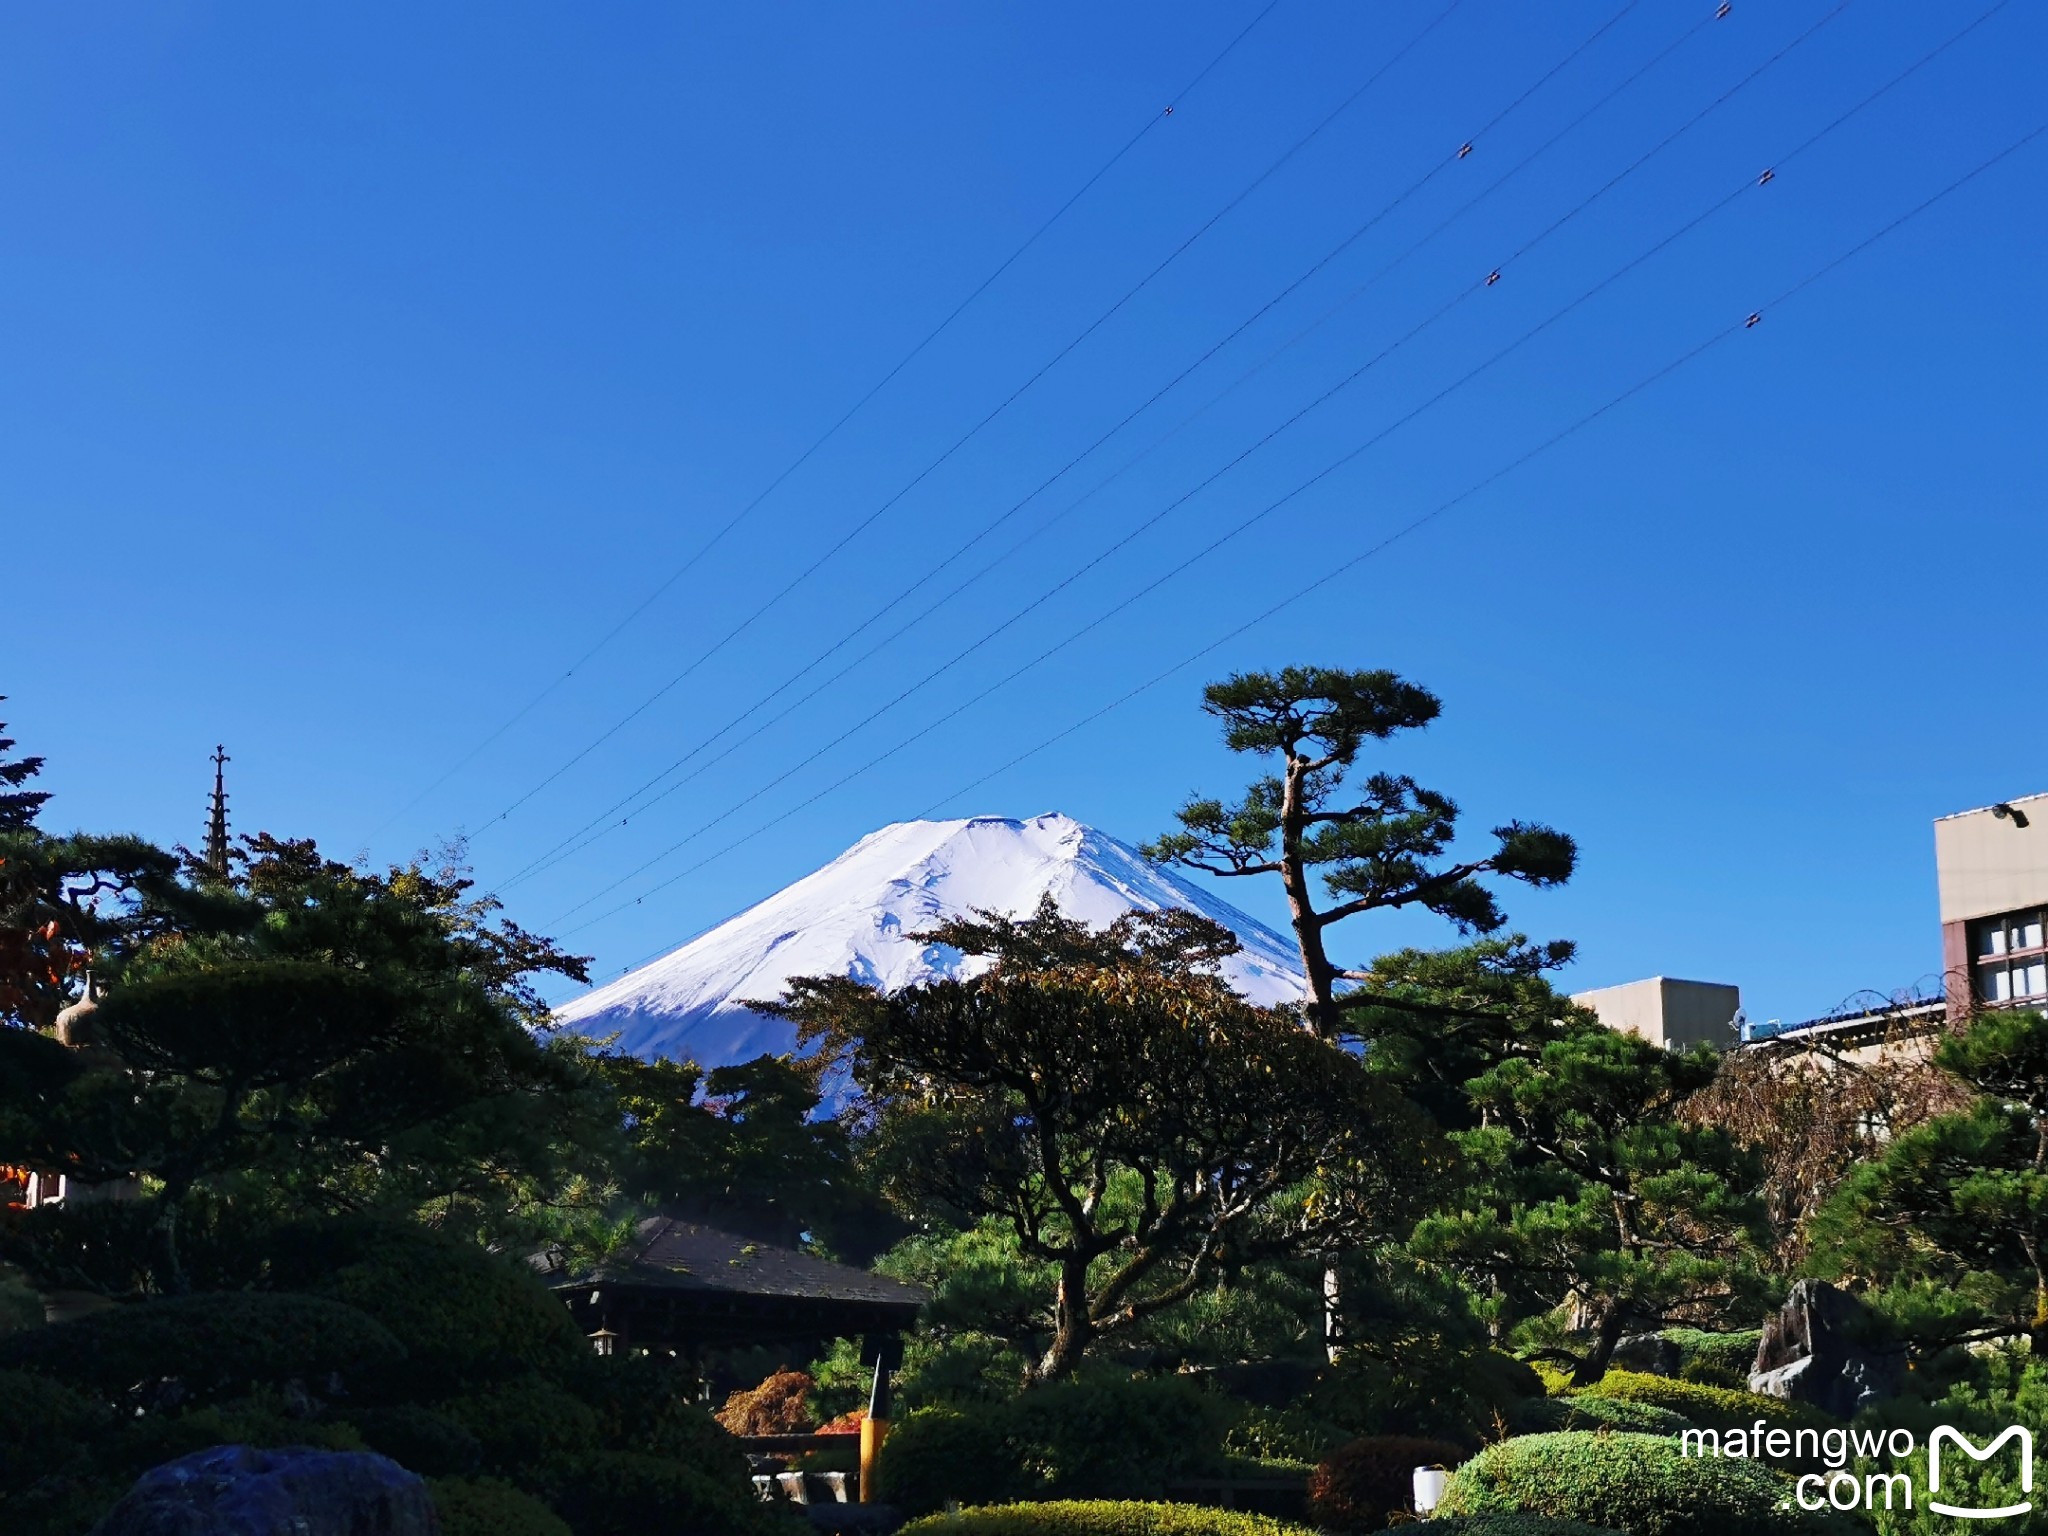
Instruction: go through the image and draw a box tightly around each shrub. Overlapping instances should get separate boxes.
[1435,1431,1832,1536]
[1308,1434,1466,1531]
[0,1291,403,1409]
[1421,1520,1624,1535]
[0,1267,42,1336]
[570,1351,744,1477]
[1663,1329,1762,1390]
[542,1448,783,1536]
[878,1378,1233,1515]
[104,1390,367,1473]
[896,1501,1320,1536]
[1577,1370,1833,1432]
[432,1476,574,1536]
[1224,1403,1347,1464]
[0,1370,106,1490]
[266,1218,588,1394]
[442,1376,602,1478]
[351,1404,484,1477]
[1304,1349,1538,1445]
[717,1367,816,1434]
[1508,1393,1693,1435]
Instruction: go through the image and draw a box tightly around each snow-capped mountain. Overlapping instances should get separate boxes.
[551,812,1306,1072]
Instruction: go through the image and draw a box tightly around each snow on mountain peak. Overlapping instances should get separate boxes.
[550,812,1306,1070]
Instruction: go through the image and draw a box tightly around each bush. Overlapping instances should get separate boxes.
[896,1502,1320,1536]
[0,1291,403,1408]
[717,1367,816,1433]
[569,1351,744,1477]
[1304,1349,1539,1445]
[0,1267,42,1336]
[1663,1329,1762,1390]
[542,1448,783,1536]
[103,1390,367,1473]
[1436,1431,1833,1536]
[878,1378,1229,1516]
[265,1218,588,1394]
[1422,1520,1624,1535]
[0,1370,106,1490]
[1508,1393,1694,1435]
[1224,1403,1347,1464]
[442,1376,601,1478]
[1577,1370,1833,1432]
[1308,1434,1465,1531]
[432,1476,574,1536]
[351,1404,484,1477]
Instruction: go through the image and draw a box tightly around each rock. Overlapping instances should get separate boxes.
[1610,1332,1684,1377]
[93,1444,437,1536]
[1749,1279,1903,1419]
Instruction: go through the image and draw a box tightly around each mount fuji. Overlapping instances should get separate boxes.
[550,812,1307,1071]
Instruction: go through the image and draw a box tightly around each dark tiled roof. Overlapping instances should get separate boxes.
[550,1217,928,1310]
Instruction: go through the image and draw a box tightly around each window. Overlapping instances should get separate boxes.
[1972,907,2048,1005]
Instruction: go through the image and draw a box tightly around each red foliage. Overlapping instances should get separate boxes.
[714,1368,816,1435]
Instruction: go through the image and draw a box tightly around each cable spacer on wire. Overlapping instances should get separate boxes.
[1485,269,1502,286]
[1458,142,1474,159]
[1745,312,1763,328]
[1758,167,1775,186]
[1716,3,1732,17]
[1163,105,1175,117]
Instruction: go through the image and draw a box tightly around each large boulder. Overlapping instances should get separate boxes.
[93,1444,436,1536]
[1749,1279,1902,1418]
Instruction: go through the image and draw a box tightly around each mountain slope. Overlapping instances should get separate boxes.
[551,812,1306,1069]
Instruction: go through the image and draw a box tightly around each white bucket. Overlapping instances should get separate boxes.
[1412,1465,1450,1515]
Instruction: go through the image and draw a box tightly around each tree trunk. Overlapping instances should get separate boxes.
[1035,1256,1095,1383]
[1571,1303,1627,1386]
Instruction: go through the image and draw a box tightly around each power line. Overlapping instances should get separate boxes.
[560,113,2046,970]
[544,3,2024,939]
[361,0,1286,843]
[516,0,1848,895]
[500,0,1704,891]
[462,0,1471,839]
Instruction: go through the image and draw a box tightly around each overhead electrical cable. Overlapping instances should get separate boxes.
[543,0,2021,934]
[561,113,2047,967]
[464,0,1470,839]
[510,0,1850,893]
[501,0,1709,890]
[362,0,1285,842]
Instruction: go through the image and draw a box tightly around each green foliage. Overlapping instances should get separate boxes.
[876,1377,1229,1515]
[569,1351,744,1476]
[106,1388,368,1470]
[1852,1345,2047,1535]
[1307,1434,1466,1531]
[1662,1328,1761,1390]
[1222,1404,1347,1464]
[432,1478,574,1536]
[0,1369,107,1488]
[0,1291,402,1409]
[783,897,1435,1382]
[351,1404,484,1477]
[1302,1341,1538,1446]
[896,1502,1320,1536]
[1509,1392,1693,1435]
[266,1218,590,1393]
[1436,1431,1828,1535]
[541,1448,785,1536]
[1577,1370,1834,1433]
[1420,1520,1624,1536]
[0,1266,42,1335]
[441,1376,602,1475]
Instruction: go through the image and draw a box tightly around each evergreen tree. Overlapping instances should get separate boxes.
[1808,1007,2048,1352]
[1144,667,1575,1038]
[0,699,51,831]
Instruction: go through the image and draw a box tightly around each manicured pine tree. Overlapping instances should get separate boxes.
[0,698,52,831]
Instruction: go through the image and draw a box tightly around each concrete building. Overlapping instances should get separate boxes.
[1571,976,1742,1051]
[1937,792,2048,1016]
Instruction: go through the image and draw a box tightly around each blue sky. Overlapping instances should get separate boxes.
[5,1,2042,1025]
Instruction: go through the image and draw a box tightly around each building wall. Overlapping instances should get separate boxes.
[1935,793,2048,1017]
[1572,976,1742,1050]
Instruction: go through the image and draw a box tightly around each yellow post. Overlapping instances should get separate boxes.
[858,1413,888,1503]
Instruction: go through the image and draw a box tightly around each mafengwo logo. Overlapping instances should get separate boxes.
[1928,1425,2033,1521]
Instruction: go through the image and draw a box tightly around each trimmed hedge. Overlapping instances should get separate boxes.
[540,1448,785,1536]
[351,1404,484,1478]
[1421,1521,1623,1536]
[1308,1434,1465,1531]
[1576,1370,1833,1432]
[1435,1431,1830,1536]
[1223,1404,1345,1464]
[0,1370,106,1489]
[897,1501,1319,1536]
[432,1476,574,1536]
[1508,1392,1694,1435]
[569,1350,744,1477]
[876,1378,1227,1516]
[441,1376,601,1476]
[0,1291,403,1408]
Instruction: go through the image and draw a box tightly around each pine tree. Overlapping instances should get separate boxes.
[0,699,52,830]
[1143,667,1576,1038]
